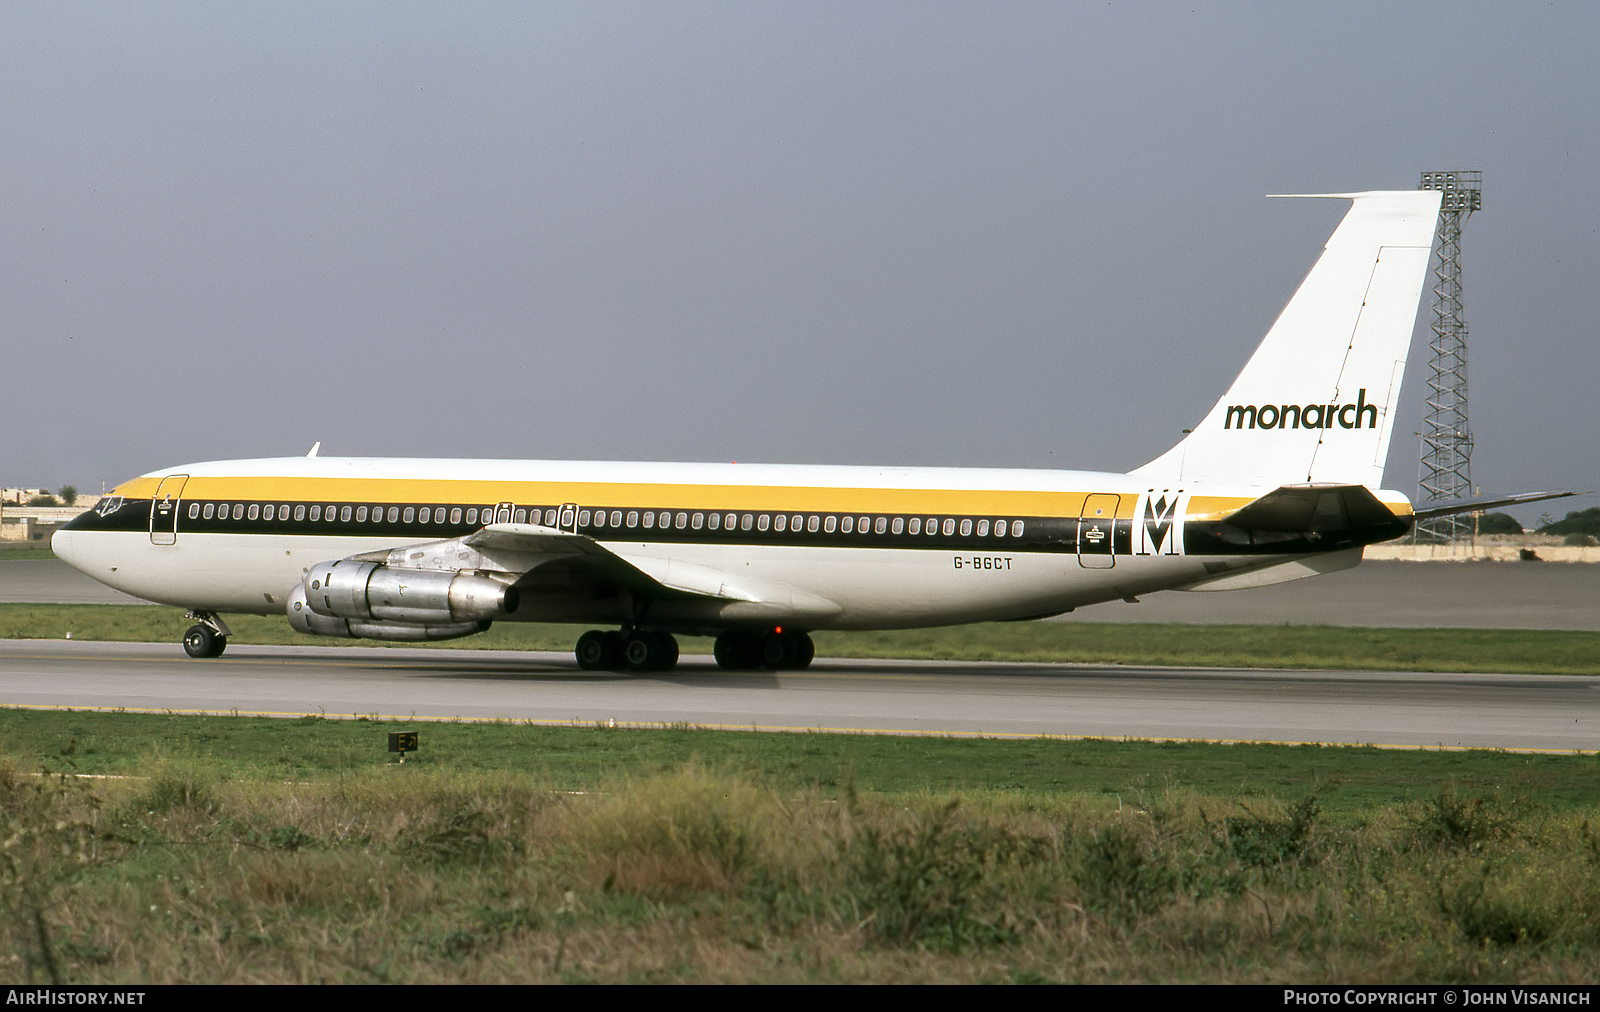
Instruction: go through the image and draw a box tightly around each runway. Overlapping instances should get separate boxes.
[3,640,1596,752]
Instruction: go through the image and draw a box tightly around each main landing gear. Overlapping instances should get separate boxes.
[571,627,815,672]
[182,611,231,659]
[712,629,814,671]
[575,629,680,672]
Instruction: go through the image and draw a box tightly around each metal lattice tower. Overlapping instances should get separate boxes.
[1415,170,1482,542]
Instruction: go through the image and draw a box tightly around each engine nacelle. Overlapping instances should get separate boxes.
[286,584,489,642]
[302,559,519,624]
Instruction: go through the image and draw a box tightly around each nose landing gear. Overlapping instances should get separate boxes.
[181,611,231,659]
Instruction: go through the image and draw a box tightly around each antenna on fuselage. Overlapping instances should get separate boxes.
[306,442,321,458]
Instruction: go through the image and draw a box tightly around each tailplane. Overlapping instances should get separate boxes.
[1134,190,1442,488]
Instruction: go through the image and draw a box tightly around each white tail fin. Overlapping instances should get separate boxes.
[1133,190,1442,489]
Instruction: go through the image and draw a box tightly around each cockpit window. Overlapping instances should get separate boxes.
[95,496,124,516]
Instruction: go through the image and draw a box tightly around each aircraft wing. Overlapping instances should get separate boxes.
[350,522,840,618]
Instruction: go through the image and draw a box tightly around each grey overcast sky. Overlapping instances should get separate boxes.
[2,2,1595,522]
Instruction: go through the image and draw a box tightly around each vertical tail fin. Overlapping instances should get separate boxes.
[1133,190,1442,488]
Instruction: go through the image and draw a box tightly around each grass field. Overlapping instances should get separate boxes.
[5,602,1599,675]
[1,709,1598,984]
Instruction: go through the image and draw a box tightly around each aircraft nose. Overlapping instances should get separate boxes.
[51,527,94,574]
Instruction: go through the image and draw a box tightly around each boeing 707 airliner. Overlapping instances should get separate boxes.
[53,189,1571,671]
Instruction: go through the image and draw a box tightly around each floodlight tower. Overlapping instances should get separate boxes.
[1415,170,1482,542]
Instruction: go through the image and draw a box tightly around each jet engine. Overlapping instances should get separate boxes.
[287,583,489,641]
[286,559,520,642]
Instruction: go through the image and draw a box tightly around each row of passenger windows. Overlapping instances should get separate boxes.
[184,500,1025,538]
[190,501,489,525]
[576,509,1024,538]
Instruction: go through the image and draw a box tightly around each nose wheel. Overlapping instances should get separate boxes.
[181,610,231,659]
[182,625,226,658]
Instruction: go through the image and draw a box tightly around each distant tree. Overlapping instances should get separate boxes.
[26,495,60,507]
[1476,512,1523,535]
[58,485,78,506]
[1541,507,1600,537]
[1564,533,1598,547]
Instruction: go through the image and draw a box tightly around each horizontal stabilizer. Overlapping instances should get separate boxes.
[1221,484,1400,533]
[1410,490,1582,521]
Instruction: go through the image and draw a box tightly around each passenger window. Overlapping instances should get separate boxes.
[188,503,200,519]
[928,518,939,535]
[891,517,904,534]
[247,504,259,520]
[1012,520,1025,537]
[692,512,703,529]
[909,517,921,534]
[327,506,337,521]
[578,510,591,526]
[959,518,972,536]
[265,505,276,521]
[977,519,990,536]
[841,516,854,533]
[643,512,654,529]
[402,507,414,523]
[942,518,956,536]
[449,508,461,524]
[466,508,478,524]
[875,516,887,534]
[383,507,395,522]
[725,513,737,530]
[757,514,769,531]
[592,511,604,528]
[741,514,754,530]
[791,514,803,531]
[309,505,320,521]
[512,508,524,523]
[675,512,687,529]
[824,516,837,533]
[807,515,820,533]
[291,505,303,521]
[773,514,786,532]
[611,510,622,527]
[203,503,215,519]
[627,511,639,528]
[707,512,720,530]
[356,506,368,522]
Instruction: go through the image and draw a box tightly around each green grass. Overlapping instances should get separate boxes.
[2,718,1598,983]
[5,602,1600,675]
[5,708,1598,812]
[0,546,56,559]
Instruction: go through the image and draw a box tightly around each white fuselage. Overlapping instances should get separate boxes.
[53,456,1399,632]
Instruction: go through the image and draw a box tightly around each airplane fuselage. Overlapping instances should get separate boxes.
[54,456,1412,632]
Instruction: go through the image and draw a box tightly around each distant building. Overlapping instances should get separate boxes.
[0,491,100,543]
